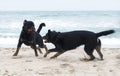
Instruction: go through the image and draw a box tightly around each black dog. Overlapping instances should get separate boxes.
[13,20,48,57]
[43,29,115,60]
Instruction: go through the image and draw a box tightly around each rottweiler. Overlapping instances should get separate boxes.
[13,20,48,57]
[43,29,115,60]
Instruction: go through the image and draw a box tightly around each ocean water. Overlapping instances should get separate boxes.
[0,11,120,48]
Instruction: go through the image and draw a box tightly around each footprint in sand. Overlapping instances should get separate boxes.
[60,63,71,68]
[25,60,33,62]
[60,63,75,73]
[12,56,22,59]
[116,55,120,59]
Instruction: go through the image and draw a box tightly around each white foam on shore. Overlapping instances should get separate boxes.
[0,38,18,47]
[101,38,120,48]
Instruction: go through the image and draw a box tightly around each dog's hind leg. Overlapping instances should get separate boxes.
[50,51,64,59]
[84,44,95,60]
[37,46,43,54]
[95,39,103,60]
[95,46,103,60]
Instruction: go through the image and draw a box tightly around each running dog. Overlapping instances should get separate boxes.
[43,29,115,60]
[13,20,48,56]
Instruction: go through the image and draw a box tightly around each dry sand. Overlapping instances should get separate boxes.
[0,47,120,76]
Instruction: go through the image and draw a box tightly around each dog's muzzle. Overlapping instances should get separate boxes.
[44,39,48,43]
[43,39,49,43]
[27,29,34,34]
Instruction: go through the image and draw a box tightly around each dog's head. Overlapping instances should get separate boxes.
[43,30,59,43]
[22,20,35,34]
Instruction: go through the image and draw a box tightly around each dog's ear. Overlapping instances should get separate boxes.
[23,20,27,25]
[47,30,51,38]
[48,29,51,33]
[24,20,27,23]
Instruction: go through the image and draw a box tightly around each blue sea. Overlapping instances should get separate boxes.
[0,11,120,48]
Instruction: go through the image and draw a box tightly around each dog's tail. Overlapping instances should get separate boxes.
[37,23,46,33]
[96,30,115,37]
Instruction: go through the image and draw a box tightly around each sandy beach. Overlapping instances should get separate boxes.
[0,47,119,76]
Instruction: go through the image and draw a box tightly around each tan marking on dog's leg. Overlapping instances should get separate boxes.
[50,52,64,59]
[44,51,50,57]
[96,46,103,60]
[37,46,43,54]
[13,47,20,56]
[43,45,49,57]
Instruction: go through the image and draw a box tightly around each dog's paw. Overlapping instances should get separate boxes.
[43,55,47,57]
[80,58,89,61]
[43,52,50,57]
[13,53,17,56]
[50,56,57,59]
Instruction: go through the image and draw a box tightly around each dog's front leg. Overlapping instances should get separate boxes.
[37,46,43,54]
[13,47,20,56]
[13,41,22,56]
[32,45,38,56]
[49,46,64,59]
[44,50,50,57]
[44,48,55,57]
[44,48,57,57]
[50,51,64,59]
[44,48,62,58]
[43,45,49,57]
